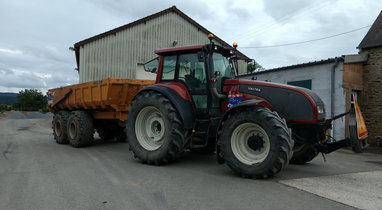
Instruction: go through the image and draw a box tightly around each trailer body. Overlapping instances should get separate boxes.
[48,78,154,122]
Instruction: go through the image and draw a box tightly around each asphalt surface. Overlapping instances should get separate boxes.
[1,118,381,210]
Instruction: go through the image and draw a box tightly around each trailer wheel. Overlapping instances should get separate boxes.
[218,107,293,179]
[115,128,127,142]
[127,91,188,165]
[290,143,319,164]
[52,111,69,144]
[97,128,114,140]
[67,111,94,148]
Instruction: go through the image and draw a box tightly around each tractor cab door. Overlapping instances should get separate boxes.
[177,53,209,117]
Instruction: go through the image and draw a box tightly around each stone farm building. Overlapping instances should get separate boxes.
[241,11,382,145]
[72,6,249,83]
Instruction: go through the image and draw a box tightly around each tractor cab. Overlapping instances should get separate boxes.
[144,40,239,120]
[142,41,243,152]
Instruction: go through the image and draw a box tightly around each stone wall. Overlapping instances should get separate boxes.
[360,46,382,145]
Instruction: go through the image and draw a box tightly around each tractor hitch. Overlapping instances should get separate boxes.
[318,138,350,154]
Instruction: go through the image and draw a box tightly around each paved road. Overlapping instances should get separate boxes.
[1,118,381,210]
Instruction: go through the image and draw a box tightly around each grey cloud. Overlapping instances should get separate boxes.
[23,45,71,64]
[0,63,14,75]
[0,71,46,89]
[0,67,77,91]
[263,0,316,21]
[86,0,214,21]
[228,5,253,19]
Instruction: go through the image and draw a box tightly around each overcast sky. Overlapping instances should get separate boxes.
[0,0,380,93]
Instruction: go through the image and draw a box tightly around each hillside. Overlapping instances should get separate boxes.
[0,92,18,105]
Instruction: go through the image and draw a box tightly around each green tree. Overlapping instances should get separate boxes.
[13,89,47,111]
[0,104,12,113]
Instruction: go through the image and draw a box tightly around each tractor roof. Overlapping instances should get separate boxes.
[155,45,204,55]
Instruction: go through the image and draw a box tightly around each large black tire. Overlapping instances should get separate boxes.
[115,127,127,142]
[127,91,189,165]
[352,139,367,153]
[52,111,70,144]
[218,107,293,179]
[97,128,115,140]
[67,111,94,148]
[289,143,319,164]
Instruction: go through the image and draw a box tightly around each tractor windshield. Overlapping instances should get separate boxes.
[213,53,235,79]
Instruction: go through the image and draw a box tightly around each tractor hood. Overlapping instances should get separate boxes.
[225,79,326,122]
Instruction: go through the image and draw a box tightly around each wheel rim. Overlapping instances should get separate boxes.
[55,120,62,136]
[69,120,77,139]
[231,123,270,165]
[135,106,166,151]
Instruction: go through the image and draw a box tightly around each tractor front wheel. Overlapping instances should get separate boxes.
[219,107,293,179]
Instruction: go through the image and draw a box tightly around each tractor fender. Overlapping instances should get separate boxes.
[133,86,196,129]
[217,99,264,140]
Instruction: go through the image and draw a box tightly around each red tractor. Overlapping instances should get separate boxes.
[127,35,349,178]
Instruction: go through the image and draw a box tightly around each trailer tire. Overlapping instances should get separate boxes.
[115,128,127,142]
[127,91,188,165]
[52,111,70,144]
[67,111,94,148]
[290,143,319,164]
[97,128,114,140]
[218,107,293,179]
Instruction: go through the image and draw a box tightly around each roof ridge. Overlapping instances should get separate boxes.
[73,6,249,60]
[358,11,382,49]
[240,56,344,76]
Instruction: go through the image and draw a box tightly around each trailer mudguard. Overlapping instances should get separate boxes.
[134,85,196,129]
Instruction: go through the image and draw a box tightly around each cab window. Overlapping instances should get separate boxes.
[161,55,177,80]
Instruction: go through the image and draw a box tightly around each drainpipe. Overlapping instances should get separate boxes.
[330,58,340,137]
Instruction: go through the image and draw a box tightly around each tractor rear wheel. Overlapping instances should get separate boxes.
[127,91,188,165]
[218,107,293,179]
[52,111,70,144]
[290,143,319,164]
[67,111,94,148]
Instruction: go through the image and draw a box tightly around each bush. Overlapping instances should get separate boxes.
[0,104,12,113]
[13,89,47,111]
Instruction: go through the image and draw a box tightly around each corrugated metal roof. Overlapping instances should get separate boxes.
[73,6,250,61]
[358,11,382,49]
[239,56,345,77]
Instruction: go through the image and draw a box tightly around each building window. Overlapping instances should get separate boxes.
[287,79,312,89]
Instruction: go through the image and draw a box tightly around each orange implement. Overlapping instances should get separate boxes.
[47,78,154,122]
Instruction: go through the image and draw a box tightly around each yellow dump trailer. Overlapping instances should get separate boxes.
[47,78,154,147]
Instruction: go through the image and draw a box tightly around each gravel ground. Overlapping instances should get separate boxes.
[1,117,382,209]
[0,111,53,119]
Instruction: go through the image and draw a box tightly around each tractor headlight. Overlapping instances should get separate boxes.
[317,105,325,120]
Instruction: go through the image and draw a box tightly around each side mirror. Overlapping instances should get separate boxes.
[144,57,159,73]
[214,71,221,77]
[197,51,205,62]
